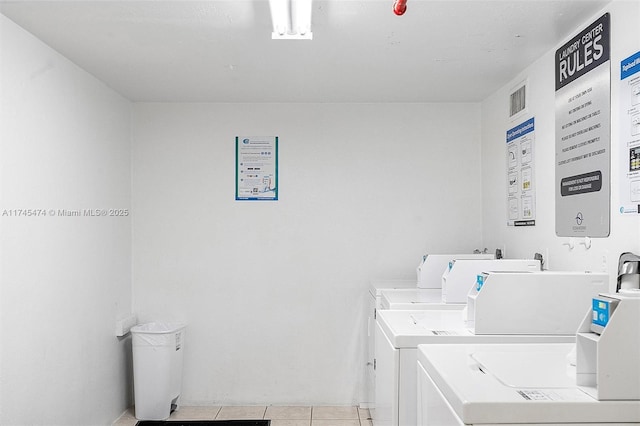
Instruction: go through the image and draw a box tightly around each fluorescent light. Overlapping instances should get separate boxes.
[269,0,313,40]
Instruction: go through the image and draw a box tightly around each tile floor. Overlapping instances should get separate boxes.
[113,405,372,426]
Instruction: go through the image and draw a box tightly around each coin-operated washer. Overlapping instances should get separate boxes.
[416,253,496,289]
[381,253,498,311]
[416,292,640,425]
[367,252,495,411]
[365,279,415,409]
[441,258,540,304]
[374,271,607,426]
[466,271,608,334]
[367,253,493,411]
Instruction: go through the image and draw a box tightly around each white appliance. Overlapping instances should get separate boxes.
[382,259,543,311]
[367,254,493,408]
[374,311,574,426]
[417,253,494,288]
[467,271,608,334]
[374,271,608,426]
[416,293,640,425]
[441,259,541,303]
[365,279,416,408]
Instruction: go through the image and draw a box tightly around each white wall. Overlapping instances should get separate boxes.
[481,1,640,283]
[132,102,483,405]
[0,15,133,425]
[7,1,636,420]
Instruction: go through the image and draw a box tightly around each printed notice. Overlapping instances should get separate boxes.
[236,136,278,201]
[618,51,640,214]
[507,118,536,226]
[555,13,610,236]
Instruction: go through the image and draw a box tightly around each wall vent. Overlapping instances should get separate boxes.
[509,80,528,120]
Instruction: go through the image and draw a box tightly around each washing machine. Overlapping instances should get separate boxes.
[365,279,415,408]
[382,258,539,310]
[416,253,495,288]
[417,343,640,425]
[441,258,540,303]
[373,271,609,426]
[416,293,640,425]
[374,311,575,426]
[366,252,493,408]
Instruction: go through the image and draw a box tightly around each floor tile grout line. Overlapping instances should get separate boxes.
[121,405,368,424]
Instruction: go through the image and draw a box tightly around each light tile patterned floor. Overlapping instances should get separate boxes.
[113,405,372,426]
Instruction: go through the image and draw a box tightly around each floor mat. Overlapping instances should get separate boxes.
[136,421,270,426]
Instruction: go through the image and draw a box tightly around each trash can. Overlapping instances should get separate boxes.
[131,322,186,420]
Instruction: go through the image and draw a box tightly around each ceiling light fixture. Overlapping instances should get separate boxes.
[269,0,313,40]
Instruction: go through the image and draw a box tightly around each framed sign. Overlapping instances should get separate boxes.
[618,51,640,214]
[507,118,536,226]
[236,136,278,201]
[555,13,610,237]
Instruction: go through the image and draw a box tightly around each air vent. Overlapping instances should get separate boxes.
[509,80,528,120]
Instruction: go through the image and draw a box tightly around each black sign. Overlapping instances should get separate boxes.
[514,220,536,227]
[560,170,603,196]
[555,13,610,91]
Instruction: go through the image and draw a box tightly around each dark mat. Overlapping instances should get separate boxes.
[136,421,269,426]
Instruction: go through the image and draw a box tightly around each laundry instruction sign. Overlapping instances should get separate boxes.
[235,136,278,201]
[555,13,610,237]
[618,50,640,214]
[506,118,536,226]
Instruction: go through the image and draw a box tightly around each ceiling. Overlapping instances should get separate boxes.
[0,0,611,102]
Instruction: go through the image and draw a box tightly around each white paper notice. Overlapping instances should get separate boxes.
[618,51,640,214]
[236,136,278,201]
[506,118,536,226]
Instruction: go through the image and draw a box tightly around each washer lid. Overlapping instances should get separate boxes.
[418,343,640,424]
[470,350,576,388]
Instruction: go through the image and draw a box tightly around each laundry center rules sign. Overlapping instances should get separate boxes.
[555,13,611,237]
